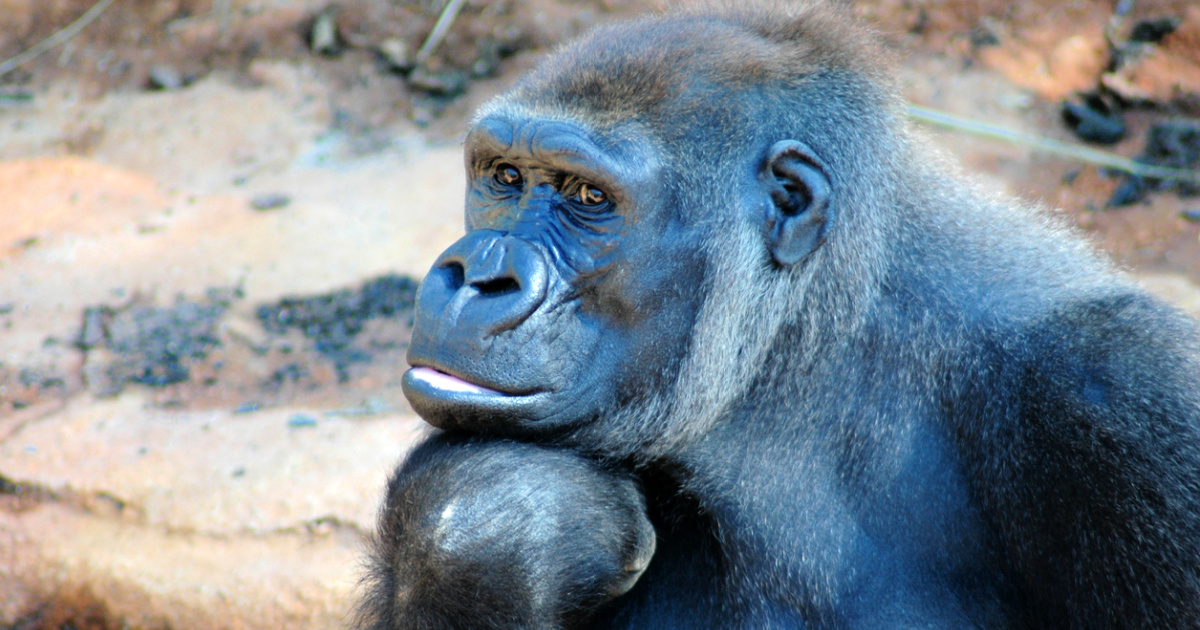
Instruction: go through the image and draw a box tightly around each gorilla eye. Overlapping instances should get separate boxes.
[576,183,607,206]
[494,163,523,187]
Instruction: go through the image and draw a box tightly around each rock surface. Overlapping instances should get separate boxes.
[0,58,461,630]
[0,396,429,629]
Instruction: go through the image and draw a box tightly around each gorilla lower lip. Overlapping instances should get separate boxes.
[408,366,502,396]
[402,366,561,434]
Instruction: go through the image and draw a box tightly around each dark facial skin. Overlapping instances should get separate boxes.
[403,115,706,437]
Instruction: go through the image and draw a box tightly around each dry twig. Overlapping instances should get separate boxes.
[908,104,1200,186]
[0,0,117,79]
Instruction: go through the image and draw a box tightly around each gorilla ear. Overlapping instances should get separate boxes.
[759,140,833,267]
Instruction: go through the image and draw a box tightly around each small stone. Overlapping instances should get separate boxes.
[234,402,260,414]
[378,38,413,72]
[408,67,468,97]
[968,24,1000,48]
[310,12,341,56]
[1062,95,1125,145]
[251,193,291,211]
[1182,209,1200,222]
[469,41,502,79]
[78,307,108,350]
[410,102,436,127]
[288,414,318,428]
[1144,120,1200,196]
[148,65,184,91]
[1129,16,1182,44]
[1108,175,1149,207]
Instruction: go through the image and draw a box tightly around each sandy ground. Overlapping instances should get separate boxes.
[1,0,1199,628]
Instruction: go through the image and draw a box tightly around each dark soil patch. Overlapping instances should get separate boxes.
[1,274,420,415]
[77,289,235,396]
[2,585,137,630]
[257,273,418,380]
[1110,120,1200,206]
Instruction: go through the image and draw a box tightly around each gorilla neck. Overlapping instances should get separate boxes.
[663,314,995,618]
[650,165,1117,615]
[638,187,895,461]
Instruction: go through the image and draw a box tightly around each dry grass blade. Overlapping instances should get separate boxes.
[908,104,1200,186]
[415,0,468,66]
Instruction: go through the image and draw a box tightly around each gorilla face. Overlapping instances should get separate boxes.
[403,113,709,437]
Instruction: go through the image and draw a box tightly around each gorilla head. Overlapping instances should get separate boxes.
[403,7,900,455]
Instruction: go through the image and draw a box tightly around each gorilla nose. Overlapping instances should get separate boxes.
[425,230,548,336]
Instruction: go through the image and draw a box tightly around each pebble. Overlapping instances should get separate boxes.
[251,193,291,211]
[1061,97,1125,145]
[310,12,340,56]
[379,38,413,72]
[1107,175,1148,208]
[1129,17,1182,44]
[470,41,502,79]
[1183,209,1200,223]
[148,65,185,91]
[78,307,107,349]
[288,414,318,428]
[408,67,468,97]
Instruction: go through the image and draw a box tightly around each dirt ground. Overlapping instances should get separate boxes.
[1,0,1199,628]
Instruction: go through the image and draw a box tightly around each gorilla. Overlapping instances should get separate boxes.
[355,1,1200,628]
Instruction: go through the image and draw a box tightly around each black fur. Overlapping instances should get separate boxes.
[354,435,654,630]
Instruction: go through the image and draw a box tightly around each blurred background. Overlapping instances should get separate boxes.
[1,0,1198,627]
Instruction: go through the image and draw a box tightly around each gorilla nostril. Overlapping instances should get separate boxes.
[473,277,521,297]
[424,231,548,335]
[443,262,465,291]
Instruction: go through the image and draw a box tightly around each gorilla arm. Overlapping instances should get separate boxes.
[962,292,1200,629]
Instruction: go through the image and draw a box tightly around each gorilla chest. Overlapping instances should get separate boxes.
[693,418,1004,625]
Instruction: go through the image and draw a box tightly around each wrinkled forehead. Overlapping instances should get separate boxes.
[464,106,663,184]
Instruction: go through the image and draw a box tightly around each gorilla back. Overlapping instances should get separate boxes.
[373,1,1200,628]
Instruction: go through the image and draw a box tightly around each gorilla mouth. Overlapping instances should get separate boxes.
[403,364,565,434]
[406,366,506,396]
